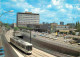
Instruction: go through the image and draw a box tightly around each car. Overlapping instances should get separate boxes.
[53,38,58,40]
[45,36,49,38]
[39,34,42,36]
[49,37,53,39]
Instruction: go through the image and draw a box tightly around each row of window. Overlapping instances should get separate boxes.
[56,26,69,28]
[18,19,39,21]
[18,14,39,16]
[18,20,39,22]
[11,39,32,51]
[18,17,39,19]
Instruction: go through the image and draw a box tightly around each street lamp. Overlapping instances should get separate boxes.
[0,10,14,27]
[0,10,14,17]
[9,10,14,12]
[30,30,31,43]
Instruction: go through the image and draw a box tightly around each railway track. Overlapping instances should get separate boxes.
[5,30,79,57]
[5,29,56,57]
[24,47,56,57]
[11,44,55,57]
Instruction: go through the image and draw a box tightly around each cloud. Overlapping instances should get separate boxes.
[76,6,80,10]
[77,7,80,10]
[3,0,34,11]
[25,9,28,11]
[65,4,73,9]
[16,2,34,9]
[31,8,46,13]
[51,0,64,9]
[52,0,60,5]
[12,0,25,2]
[57,5,63,9]
[47,4,51,8]
[11,0,16,2]
[60,9,66,12]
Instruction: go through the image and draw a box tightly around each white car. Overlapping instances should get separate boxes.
[45,36,49,38]
[49,37,53,39]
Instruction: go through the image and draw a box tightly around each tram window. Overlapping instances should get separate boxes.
[21,45,25,48]
[26,46,32,51]
[26,46,28,50]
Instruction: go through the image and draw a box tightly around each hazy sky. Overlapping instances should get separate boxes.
[0,0,80,24]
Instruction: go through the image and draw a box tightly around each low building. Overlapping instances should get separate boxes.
[67,23,75,28]
[51,23,58,32]
[39,23,58,33]
[40,23,51,32]
[56,25,69,34]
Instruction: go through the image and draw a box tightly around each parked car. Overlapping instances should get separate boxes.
[45,36,49,38]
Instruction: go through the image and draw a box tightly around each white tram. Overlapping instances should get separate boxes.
[10,37,32,54]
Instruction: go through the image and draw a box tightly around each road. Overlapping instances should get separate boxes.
[1,34,18,57]
[0,27,18,57]
[22,31,80,57]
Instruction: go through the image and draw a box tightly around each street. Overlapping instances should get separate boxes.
[1,34,18,57]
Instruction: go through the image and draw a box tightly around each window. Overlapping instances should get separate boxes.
[26,46,32,51]
[21,45,25,48]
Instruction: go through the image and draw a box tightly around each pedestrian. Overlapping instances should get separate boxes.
[64,34,67,42]
[64,34,66,39]
[56,32,58,38]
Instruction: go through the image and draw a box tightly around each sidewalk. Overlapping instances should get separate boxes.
[0,36,2,47]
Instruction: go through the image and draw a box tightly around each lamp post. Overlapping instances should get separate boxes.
[30,30,31,43]
[0,10,14,26]
[0,10,14,17]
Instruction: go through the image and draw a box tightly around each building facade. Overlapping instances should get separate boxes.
[51,23,58,32]
[67,23,75,28]
[17,12,39,27]
[56,25,69,34]
[60,22,64,25]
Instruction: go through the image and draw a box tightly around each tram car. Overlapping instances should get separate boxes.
[10,37,32,54]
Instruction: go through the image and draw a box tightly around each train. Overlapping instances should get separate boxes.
[10,37,32,54]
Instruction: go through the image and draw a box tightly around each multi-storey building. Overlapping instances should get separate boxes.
[60,22,64,25]
[17,12,39,27]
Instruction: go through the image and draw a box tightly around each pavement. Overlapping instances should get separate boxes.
[0,36,2,47]
[0,29,18,57]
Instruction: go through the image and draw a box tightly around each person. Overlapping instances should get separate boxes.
[64,34,67,42]
[56,32,58,37]
[64,34,66,39]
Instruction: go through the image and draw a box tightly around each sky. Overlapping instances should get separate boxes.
[0,0,80,24]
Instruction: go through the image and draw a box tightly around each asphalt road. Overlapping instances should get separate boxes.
[0,29,18,57]
[22,32,77,57]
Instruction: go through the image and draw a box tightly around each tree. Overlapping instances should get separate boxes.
[14,27,19,31]
[75,21,80,32]
[75,22,78,29]
[0,21,2,26]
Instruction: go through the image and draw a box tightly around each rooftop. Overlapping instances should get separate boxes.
[17,12,39,15]
[56,25,69,26]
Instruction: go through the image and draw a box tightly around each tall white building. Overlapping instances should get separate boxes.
[17,12,39,27]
